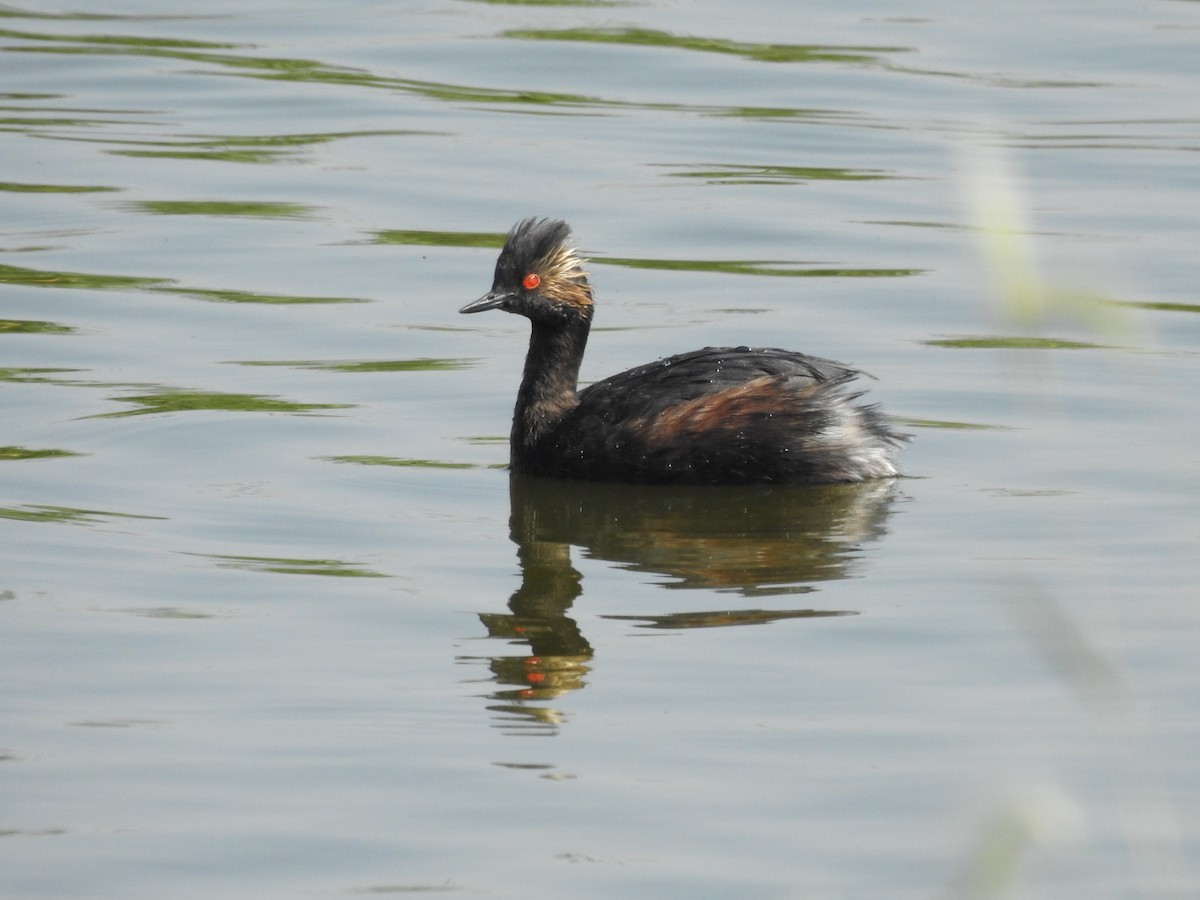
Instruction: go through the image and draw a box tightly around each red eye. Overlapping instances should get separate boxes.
[522,273,541,290]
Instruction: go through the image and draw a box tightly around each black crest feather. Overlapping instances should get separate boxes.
[495,218,571,279]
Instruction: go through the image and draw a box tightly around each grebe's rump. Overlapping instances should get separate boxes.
[461,218,907,485]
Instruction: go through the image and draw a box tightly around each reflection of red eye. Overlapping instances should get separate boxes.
[523,273,541,290]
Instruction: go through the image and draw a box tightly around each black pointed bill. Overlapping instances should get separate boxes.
[460,290,511,314]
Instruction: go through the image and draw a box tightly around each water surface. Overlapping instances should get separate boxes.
[3,1,1198,898]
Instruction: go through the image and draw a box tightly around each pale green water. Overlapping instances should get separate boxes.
[2,2,1199,898]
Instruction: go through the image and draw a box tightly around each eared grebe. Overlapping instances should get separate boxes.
[460,218,907,485]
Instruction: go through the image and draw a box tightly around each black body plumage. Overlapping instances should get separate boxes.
[461,218,907,485]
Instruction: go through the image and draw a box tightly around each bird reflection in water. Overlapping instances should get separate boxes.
[464,474,902,734]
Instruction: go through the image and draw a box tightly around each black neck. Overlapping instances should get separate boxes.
[511,314,591,461]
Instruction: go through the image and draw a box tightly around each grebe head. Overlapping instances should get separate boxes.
[460,217,592,324]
